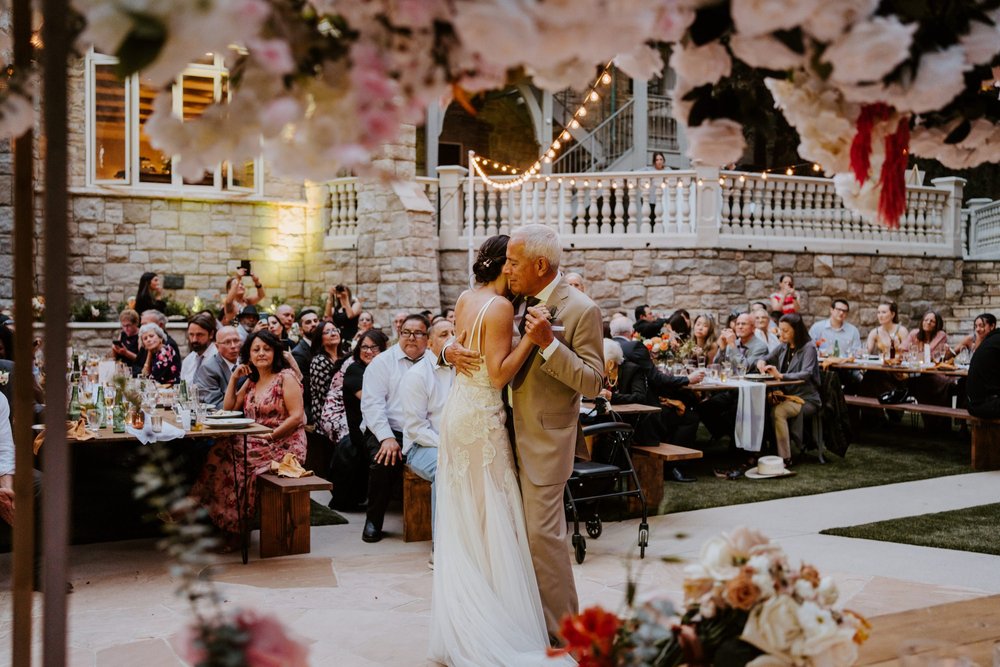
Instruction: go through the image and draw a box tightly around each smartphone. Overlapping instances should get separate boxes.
[239,259,252,275]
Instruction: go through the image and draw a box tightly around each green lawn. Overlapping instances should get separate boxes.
[820,503,1000,556]
[659,423,970,514]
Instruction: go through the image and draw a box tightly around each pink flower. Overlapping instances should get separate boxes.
[236,611,310,667]
[250,38,296,76]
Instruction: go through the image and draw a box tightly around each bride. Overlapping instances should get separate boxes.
[429,235,572,666]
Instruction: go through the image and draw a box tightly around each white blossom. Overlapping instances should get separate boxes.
[731,0,823,37]
[824,15,917,85]
[801,0,878,42]
[842,46,971,113]
[614,45,664,82]
[959,12,1000,65]
[686,118,747,166]
[669,41,731,87]
[729,34,804,70]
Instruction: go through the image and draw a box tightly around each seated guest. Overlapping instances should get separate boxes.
[360,314,433,542]
[599,339,648,405]
[339,329,389,510]
[194,326,243,409]
[954,313,996,357]
[138,322,181,385]
[809,299,861,356]
[633,304,668,339]
[192,330,306,551]
[610,317,652,369]
[309,321,349,429]
[902,310,949,359]
[565,272,586,293]
[757,313,821,464]
[220,268,265,326]
[667,310,690,342]
[647,362,705,482]
[753,310,780,352]
[401,318,456,539]
[692,314,720,362]
[180,311,217,385]
[112,308,140,365]
[866,301,908,356]
[293,308,321,420]
[717,312,768,369]
[324,284,362,341]
[236,305,260,342]
[134,272,166,315]
[352,311,375,347]
[967,326,1000,419]
[132,309,181,376]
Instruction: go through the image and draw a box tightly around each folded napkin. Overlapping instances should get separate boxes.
[658,397,686,415]
[934,361,957,371]
[733,380,767,452]
[820,356,855,370]
[126,420,186,445]
[270,453,313,478]
[33,419,95,454]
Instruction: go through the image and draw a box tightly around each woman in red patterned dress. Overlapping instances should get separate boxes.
[192,330,306,550]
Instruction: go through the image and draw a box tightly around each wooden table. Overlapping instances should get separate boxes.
[688,378,804,391]
[832,361,968,377]
[858,594,1000,666]
[582,401,661,416]
[61,415,272,564]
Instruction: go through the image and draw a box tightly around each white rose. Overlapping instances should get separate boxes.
[960,13,1000,65]
[731,0,823,37]
[824,16,917,84]
[834,172,880,222]
[741,595,803,657]
[686,119,747,167]
[801,0,878,42]
[614,45,664,82]
[795,624,858,666]
[698,535,740,580]
[841,46,971,114]
[817,576,839,606]
[794,578,817,601]
[669,41,731,87]
[729,34,804,70]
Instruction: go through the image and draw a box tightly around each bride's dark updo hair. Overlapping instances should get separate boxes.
[473,234,509,284]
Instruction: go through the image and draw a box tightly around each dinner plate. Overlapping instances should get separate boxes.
[205,410,243,419]
[205,418,256,429]
[31,424,44,431]
[742,373,771,381]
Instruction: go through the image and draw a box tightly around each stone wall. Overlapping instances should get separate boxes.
[441,247,966,333]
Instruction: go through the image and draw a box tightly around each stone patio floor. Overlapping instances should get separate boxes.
[2,470,1000,666]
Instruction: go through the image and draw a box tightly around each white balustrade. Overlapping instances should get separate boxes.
[967,198,1000,259]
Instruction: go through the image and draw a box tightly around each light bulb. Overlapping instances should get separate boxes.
[739,175,745,183]
[570,120,580,129]
[560,131,571,141]
[601,73,611,85]
[589,91,599,102]
[785,168,793,175]
[812,163,821,172]
[552,140,561,149]
[577,107,587,117]
[501,166,508,172]
[543,156,552,163]
[546,149,556,158]
[762,172,768,179]
[493,162,499,168]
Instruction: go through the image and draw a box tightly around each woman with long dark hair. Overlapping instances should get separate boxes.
[757,313,821,464]
[866,301,908,356]
[134,272,166,315]
[903,310,949,359]
[309,321,349,433]
[191,330,306,550]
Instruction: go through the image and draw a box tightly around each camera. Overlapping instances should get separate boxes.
[335,284,345,293]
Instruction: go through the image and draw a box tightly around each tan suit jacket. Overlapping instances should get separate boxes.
[510,278,605,486]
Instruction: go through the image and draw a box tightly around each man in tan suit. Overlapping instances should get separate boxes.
[504,225,605,637]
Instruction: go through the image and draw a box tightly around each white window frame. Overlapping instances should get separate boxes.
[85,50,261,195]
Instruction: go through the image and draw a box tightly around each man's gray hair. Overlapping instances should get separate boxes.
[142,309,167,328]
[609,317,634,338]
[603,338,624,366]
[513,224,560,270]
[138,322,167,342]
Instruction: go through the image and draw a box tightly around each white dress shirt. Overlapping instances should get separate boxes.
[361,344,435,443]
[526,272,562,361]
[181,343,217,385]
[0,394,13,476]
[401,357,454,456]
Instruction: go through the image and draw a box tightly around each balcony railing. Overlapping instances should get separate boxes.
[967,198,1000,259]
[320,167,970,258]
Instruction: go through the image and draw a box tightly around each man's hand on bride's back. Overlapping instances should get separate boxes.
[443,329,481,377]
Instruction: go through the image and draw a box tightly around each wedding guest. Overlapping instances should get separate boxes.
[133,309,182,377]
[953,313,996,356]
[192,330,306,551]
[610,317,652,369]
[809,299,861,356]
[565,272,586,293]
[768,274,800,319]
[866,301,908,356]
[757,313,821,464]
[903,311,955,429]
[220,268,265,326]
[194,326,242,409]
[967,326,1000,419]
[652,151,666,171]
[692,314,720,363]
[138,322,181,385]
[134,272,166,315]
[309,321,349,427]
[275,305,296,340]
[360,314,433,543]
[236,305,260,342]
[311,323,356,510]
[353,311,375,346]
[342,329,388,511]
[753,310,780,352]
[111,308,140,365]
[293,308,321,419]
[180,311,217,385]
[441,307,456,325]
[902,310,949,359]
[266,314,288,344]
[599,339,648,406]
[717,312,768,368]
[391,310,409,339]
[324,284,362,341]
[634,304,668,339]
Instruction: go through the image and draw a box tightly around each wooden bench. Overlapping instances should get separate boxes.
[403,465,433,543]
[844,395,1000,471]
[630,443,703,510]
[257,473,332,559]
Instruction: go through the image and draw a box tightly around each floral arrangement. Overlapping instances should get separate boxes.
[550,528,870,667]
[31,296,45,321]
[70,299,113,323]
[133,431,309,666]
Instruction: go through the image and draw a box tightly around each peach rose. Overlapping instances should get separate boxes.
[724,569,761,611]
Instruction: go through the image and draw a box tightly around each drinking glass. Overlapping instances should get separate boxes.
[720,362,731,383]
[697,355,707,368]
[957,348,970,366]
[150,413,163,433]
[707,364,720,381]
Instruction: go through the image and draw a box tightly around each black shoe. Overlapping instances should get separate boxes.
[669,467,696,483]
[361,520,382,543]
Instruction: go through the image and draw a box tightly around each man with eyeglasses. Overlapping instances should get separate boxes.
[359,313,434,543]
[809,299,861,357]
[194,326,244,410]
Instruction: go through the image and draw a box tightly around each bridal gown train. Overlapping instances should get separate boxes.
[429,297,574,667]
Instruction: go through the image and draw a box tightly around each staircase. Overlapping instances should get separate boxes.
[551,99,635,173]
[949,261,1000,335]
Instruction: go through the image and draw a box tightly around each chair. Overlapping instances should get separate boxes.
[791,402,826,463]
[564,421,649,564]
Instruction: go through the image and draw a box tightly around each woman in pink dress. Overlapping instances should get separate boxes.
[192,330,306,550]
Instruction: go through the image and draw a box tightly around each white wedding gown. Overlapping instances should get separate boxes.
[429,297,574,667]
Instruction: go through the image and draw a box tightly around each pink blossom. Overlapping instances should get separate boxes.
[360,107,400,144]
[250,38,296,76]
[236,611,310,667]
[259,97,303,136]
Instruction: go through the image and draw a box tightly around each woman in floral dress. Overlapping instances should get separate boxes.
[191,330,306,549]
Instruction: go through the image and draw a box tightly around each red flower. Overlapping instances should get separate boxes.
[547,606,621,666]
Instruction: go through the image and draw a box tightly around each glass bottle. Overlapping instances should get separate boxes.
[178,379,189,403]
[112,395,126,433]
[95,385,107,429]
[67,383,81,421]
[833,340,840,358]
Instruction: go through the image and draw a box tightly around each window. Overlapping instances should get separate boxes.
[86,51,260,193]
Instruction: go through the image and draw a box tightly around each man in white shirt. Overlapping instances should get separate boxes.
[809,299,861,356]
[401,319,455,537]
[360,313,434,543]
[194,326,242,409]
[0,393,46,590]
[180,312,218,385]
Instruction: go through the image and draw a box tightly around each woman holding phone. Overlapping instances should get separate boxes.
[221,261,266,326]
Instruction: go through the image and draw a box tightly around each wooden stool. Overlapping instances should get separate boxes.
[257,473,332,559]
[629,443,703,512]
[403,465,432,543]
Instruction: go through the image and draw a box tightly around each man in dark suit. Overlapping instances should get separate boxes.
[610,316,653,370]
[633,304,668,339]
[194,326,242,409]
[292,308,320,421]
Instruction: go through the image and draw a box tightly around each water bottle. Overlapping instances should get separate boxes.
[833,340,840,358]
[95,386,107,429]
[112,396,126,433]
[178,379,189,403]
[67,384,81,421]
